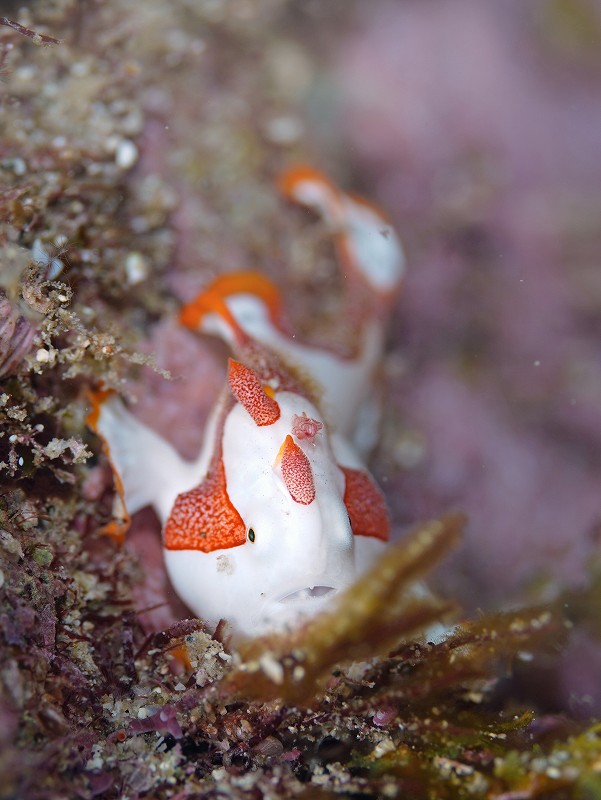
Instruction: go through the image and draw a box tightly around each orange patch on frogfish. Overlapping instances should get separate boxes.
[179,290,247,345]
[85,387,115,432]
[228,358,280,426]
[342,466,390,541]
[86,388,130,545]
[279,434,315,505]
[164,457,246,552]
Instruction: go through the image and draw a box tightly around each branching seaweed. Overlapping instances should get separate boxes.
[221,514,463,705]
[0,17,61,47]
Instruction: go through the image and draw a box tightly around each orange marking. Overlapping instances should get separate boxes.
[278,166,359,291]
[277,164,335,200]
[274,436,287,467]
[278,164,346,230]
[85,388,115,431]
[169,643,192,670]
[99,518,129,546]
[179,271,283,338]
[278,165,398,303]
[228,358,280,426]
[342,466,390,541]
[164,456,246,552]
[280,434,315,505]
[86,388,130,545]
[179,289,247,344]
[279,165,389,223]
[345,189,393,224]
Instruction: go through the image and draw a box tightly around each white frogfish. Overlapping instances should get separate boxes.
[88,166,405,637]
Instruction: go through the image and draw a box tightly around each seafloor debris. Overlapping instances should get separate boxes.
[0,16,61,46]
[0,290,36,378]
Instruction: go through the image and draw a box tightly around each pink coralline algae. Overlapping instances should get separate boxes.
[128,705,183,739]
[372,706,397,727]
[333,0,601,609]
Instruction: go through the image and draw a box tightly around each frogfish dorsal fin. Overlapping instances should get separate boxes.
[228,358,280,426]
[342,466,390,541]
[164,457,246,552]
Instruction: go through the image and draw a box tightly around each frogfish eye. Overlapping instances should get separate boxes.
[248,528,256,543]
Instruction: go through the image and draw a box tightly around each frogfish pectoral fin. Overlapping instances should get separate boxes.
[86,389,191,537]
[279,165,405,302]
[179,271,284,345]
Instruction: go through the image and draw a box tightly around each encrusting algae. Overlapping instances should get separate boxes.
[1,4,601,800]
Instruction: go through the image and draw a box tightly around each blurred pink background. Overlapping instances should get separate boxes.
[318,0,601,613]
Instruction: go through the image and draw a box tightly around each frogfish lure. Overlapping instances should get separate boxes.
[88,166,405,637]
